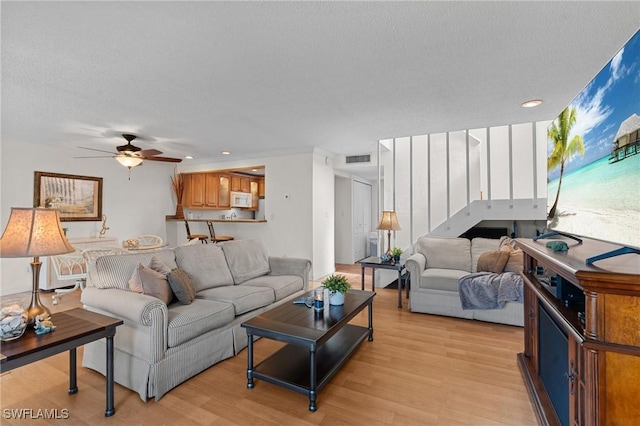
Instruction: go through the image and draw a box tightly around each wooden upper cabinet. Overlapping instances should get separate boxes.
[218,174,230,208]
[250,180,259,210]
[204,173,218,207]
[184,173,205,208]
[240,177,251,193]
[230,175,242,192]
[258,178,265,197]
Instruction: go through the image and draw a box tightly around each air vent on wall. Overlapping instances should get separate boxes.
[345,154,371,164]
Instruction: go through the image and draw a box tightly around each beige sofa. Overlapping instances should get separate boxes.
[80,239,311,401]
[405,236,523,326]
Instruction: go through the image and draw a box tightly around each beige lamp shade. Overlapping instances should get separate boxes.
[0,208,75,257]
[376,211,401,231]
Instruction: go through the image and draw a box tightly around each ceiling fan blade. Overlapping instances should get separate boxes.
[78,146,118,155]
[141,156,183,163]
[139,148,163,156]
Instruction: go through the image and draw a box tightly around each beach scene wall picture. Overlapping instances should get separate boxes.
[34,171,103,221]
[547,30,640,249]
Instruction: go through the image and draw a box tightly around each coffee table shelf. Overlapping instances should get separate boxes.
[252,324,369,392]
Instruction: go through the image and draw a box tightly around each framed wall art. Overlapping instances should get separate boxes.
[34,171,103,221]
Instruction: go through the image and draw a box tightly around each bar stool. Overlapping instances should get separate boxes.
[184,220,208,243]
[206,221,234,243]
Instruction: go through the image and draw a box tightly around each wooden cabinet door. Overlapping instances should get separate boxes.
[250,180,259,210]
[230,175,242,192]
[218,174,230,208]
[187,173,205,207]
[258,178,265,197]
[204,173,218,207]
[240,177,251,193]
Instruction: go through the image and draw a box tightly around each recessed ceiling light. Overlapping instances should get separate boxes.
[221,151,231,155]
[521,99,543,108]
[251,168,258,172]
[184,155,193,160]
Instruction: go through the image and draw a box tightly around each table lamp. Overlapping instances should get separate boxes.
[376,211,401,255]
[0,208,75,326]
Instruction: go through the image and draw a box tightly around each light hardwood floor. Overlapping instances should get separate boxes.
[0,265,536,425]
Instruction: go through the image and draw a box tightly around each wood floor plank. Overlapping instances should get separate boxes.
[0,266,536,425]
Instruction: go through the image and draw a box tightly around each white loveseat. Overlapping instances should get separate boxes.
[405,236,524,326]
[80,239,311,401]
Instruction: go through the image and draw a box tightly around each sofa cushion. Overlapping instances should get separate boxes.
[92,248,178,290]
[221,239,271,284]
[419,268,470,292]
[128,263,173,304]
[417,237,471,272]
[174,244,234,291]
[149,256,172,275]
[476,250,510,273]
[240,275,303,301]
[197,285,275,315]
[167,268,196,304]
[471,238,501,273]
[166,299,235,348]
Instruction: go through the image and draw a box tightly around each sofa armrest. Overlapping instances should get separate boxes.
[81,287,169,363]
[268,257,312,290]
[81,287,168,325]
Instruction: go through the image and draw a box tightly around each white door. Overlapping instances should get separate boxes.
[353,180,372,261]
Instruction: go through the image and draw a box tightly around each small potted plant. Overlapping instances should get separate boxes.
[391,247,403,262]
[321,274,351,305]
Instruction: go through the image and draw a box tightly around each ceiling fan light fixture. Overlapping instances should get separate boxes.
[521,99,543,108]
[116,155,143,168]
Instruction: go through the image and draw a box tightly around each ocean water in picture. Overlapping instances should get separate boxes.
[548,154,640,248]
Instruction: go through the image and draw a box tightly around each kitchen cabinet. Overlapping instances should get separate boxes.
[258,178,265,197]
[184,173,230,209]
[230,175,242,192]
[250,180,259,210]
[230,174,251,193]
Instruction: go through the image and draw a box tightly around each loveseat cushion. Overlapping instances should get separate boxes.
[166,299,235,348]
[197,285,275,315]
[221,239,271,284]
[419,268,471,292]
[174,244,234,291]
[240,275,303,301]
[417,237,471,272]
[471,237,501,272]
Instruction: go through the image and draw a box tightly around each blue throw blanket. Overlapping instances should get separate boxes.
[458,272,523,310]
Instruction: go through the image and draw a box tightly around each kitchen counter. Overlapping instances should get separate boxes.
[166,216,266,223]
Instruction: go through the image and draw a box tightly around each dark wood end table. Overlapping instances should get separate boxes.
[359,256,408,308]
[0,308,123,417]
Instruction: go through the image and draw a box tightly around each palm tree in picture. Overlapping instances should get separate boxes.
[547,106,585,219]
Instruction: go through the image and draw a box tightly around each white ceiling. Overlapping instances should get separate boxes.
[2,1,639,164]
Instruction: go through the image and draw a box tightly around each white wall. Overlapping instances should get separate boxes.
[312,152,335,280]
[1,139,176,296]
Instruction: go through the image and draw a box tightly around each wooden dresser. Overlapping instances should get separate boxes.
[516,236,640,426]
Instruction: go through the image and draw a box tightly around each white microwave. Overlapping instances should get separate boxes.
[230,191,252,208]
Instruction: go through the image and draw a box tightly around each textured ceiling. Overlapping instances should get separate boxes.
[2,1,639,163]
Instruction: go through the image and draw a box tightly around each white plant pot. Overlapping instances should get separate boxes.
[329,291,345,306]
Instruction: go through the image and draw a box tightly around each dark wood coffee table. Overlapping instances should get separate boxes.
[0,308,123,416]
[242,289,375,412]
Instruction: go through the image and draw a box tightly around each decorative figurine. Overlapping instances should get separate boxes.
[34,313,56,335]
[98,214,109,238]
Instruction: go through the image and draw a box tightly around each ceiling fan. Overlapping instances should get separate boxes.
[77,133,182,169]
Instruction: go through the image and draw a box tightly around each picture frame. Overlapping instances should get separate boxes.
[34,171,103,222]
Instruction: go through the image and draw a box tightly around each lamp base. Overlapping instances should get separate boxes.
[26,258,51,327]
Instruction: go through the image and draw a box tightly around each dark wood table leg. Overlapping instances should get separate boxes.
[309,346,317,412]
[371,267,376,292]
[397,269,403,308]
[368,302,374,342]
[246,332,255,389]
[68,348,78,394]
[105,334,116,417]
[361,265,365,291]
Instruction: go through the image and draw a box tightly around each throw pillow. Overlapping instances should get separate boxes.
[167,268,196,304]
[501,245,524,272]
[477,250,510,273]
[149,256,172,275]
[128,263,173,304]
